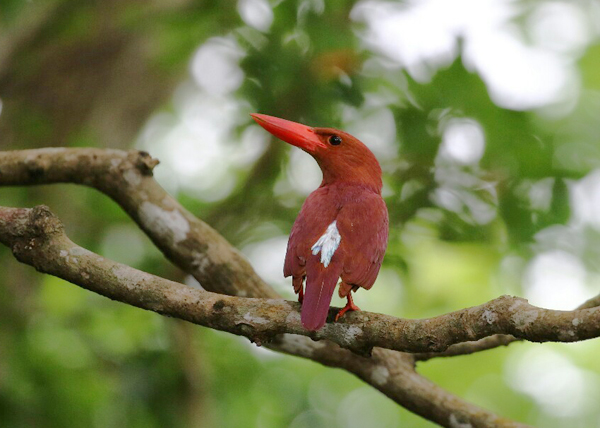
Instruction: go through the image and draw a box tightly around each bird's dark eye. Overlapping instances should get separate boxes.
[329,135,342,146]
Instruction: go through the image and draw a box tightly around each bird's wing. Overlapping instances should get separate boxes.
[283,187,338,279]
[283,212,307,279]
[283,187,388,330]
[336,191,389,290]
[284,187,344,330]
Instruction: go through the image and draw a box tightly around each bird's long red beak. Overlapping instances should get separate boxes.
[251,113,326,153]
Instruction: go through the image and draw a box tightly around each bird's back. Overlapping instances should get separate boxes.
[285,183,388,330]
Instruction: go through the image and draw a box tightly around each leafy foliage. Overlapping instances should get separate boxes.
[1,1,600,427]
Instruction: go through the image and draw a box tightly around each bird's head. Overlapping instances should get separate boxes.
[251,113,383,193]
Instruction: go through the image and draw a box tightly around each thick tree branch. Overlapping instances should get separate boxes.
[0,204,531,428]
[0,148,276,299]
[0,148,540,427]
[2,205,600,355]
[416,294,600,361]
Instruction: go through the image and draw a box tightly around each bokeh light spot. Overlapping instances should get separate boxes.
[191,37,245,95]
[439,118,485,165]
[238,0,273,32]
[523,250,592,310]
[506,348,600,417]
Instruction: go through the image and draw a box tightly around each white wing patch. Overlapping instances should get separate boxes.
[311,220,341,268]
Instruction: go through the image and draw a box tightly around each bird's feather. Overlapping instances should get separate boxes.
[301,257,343,330]
[311,220,341,268]
[337,192,388,290]
[284,184,388,330]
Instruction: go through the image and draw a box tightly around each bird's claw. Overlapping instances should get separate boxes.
[335,294,360,322]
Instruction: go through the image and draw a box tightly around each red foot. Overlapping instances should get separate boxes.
[297,286,304,304]
[335,293,360,322]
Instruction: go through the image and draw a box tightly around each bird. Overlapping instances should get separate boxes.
[251,113,389,331]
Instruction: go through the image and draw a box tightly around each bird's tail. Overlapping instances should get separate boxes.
[301,257,342,331]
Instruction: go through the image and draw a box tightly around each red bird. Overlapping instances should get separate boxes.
[251,114,389,331]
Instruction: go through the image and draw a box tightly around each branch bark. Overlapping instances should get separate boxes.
[414,334,517,361]
[0,203,531,428]
[415,293,600,361]
[0,148,275,298]
[0,148,550,427]
[2,204,599,357]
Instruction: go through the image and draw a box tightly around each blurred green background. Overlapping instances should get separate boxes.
[1,0,600,427]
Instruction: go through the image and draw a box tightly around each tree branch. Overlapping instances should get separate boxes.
[0,203,532,427]
[1,205,599,355]
[415,294,600,361]
[414,334,517,361]
[0,148,543,427]
[0,148,276,298]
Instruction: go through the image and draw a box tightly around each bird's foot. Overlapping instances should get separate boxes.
[335,293,360,322]
[297,286,304,304]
